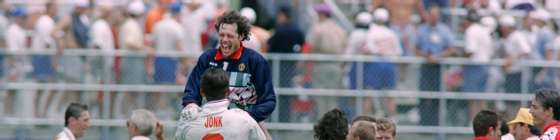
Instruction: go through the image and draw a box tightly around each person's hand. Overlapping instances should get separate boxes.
[180,103,201,121]
[427,55,439,64]
[503,58,513,72]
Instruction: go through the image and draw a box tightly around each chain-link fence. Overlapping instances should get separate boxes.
[1,49,553,139]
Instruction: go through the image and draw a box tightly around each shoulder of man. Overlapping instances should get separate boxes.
[54,131,68,140]
[242,47,266,61]
[541,126,560,140]
[225,108,253,119]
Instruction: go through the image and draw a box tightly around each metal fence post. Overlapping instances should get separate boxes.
[521,62,530,107]
[271,57,281,140]
[438,64,447,140]
[272,58,280,123]
[356,60,364,116]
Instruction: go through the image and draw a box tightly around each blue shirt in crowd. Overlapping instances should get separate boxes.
[416,23,454,56]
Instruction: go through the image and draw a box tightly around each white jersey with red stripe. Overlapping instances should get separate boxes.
[175,99,266,140]
[540,121,560,140]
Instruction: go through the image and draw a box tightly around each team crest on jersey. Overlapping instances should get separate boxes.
[239,63,246,71]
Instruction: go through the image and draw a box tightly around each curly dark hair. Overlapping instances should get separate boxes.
[214,11,251,41]
[314,108,348,140]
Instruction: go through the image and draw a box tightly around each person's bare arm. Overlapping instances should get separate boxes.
[51,16,71,44]
[371,0,385,10]
[441,47,457,58]
[415,0,428,22]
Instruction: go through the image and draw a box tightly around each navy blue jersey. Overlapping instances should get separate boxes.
[183,45,276,122]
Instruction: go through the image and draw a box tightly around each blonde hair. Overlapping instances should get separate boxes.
[375,118,396,136]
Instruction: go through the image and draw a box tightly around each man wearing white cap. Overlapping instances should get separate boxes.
[240,7,270,54]
[528,9,557,90]
[498,15,531,94]
[344,11,373,117]
[116,0,149,118]
[365,8,401,118]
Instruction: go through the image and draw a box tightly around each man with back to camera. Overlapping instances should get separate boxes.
[175,68,266,140]
[530,89,560,139]
[181,11,276,124]
[55,103,90,140]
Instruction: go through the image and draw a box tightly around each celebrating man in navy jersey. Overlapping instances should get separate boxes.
[182,11,276,123]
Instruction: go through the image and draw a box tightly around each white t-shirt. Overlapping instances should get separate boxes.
[180,6,206,55]
[554,35,560,54]
[90,19,115,53]
[32,15,56,51]
[6,24,27,52]
[505,31,532,73]
[344,28,368,55]
[545,0,560,12]
[131,136,150,140]
[154,14,185,53]
[119,18,143,50]
[55,127,76,140]
[175,99,266,140]
[366,24,402,56]
[465,23,495,63]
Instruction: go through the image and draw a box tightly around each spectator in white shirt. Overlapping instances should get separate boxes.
[115,0,149,119]
[365,8,402,118]
[152,3,185,118]
[31,1,57,82]
[32,1,58,118]
[499,15,531,93]
[344,11,372,119]
[463,10,497,121]
[5,6,30,82]
[90,3,115,83]
[180,0,209,57]
[175,68,267,140]
[126,109,164,140]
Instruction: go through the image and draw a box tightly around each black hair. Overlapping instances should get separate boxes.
[215,11,251,41]
[500,118,509,136]
[277,5,292,20]
[529,124,541,136]
[200,68,229,101]
[466,8,480,22]
[535,89,560,120]
[64,103,88,126]
[473,110,499,137]
[314,108,348,140]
